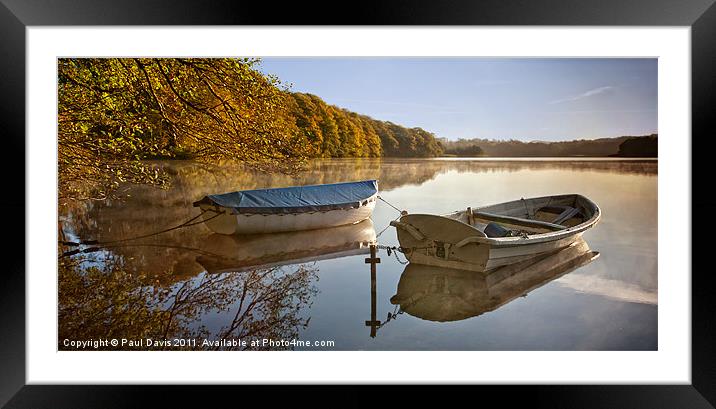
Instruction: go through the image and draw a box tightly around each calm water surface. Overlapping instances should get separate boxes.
[59,158,657,350]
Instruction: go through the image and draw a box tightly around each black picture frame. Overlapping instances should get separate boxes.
[1,0,713,407]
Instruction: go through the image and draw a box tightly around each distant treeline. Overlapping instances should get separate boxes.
[611,134,658,157]
[442,145,486,157]
[288,93,444,158]
[57,57,656,203]
[439,134,658,157]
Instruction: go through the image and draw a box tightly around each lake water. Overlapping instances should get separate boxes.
[58,158,657,351]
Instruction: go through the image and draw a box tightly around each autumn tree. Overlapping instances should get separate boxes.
[317,104,340,157]
[356,115,383,157]
[58,58,310,203]
[284,93,441,159]
[372,120,401,156]
[289,93,324,156]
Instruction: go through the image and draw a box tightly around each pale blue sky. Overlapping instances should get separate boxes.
[257,58,657,142]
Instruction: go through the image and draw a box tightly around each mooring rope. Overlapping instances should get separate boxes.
[374,195,408,241]
[59,242,226,259]
[59,208,226,258]
[375,223,393,239]
[376,304,404,331]
[375,213,404,239]
[61,195,415,263]
[377,195,406,215]
[375,244,410,264]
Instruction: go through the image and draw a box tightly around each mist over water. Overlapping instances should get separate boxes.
[59,158,657,350]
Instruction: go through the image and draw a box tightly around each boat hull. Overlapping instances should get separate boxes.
[198,195,377,234]
[391,238,599,321]
[392,194,600,273]
[196,219,377,273]
[403,231,583,273]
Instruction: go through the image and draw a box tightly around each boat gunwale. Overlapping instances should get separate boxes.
[407,193,601,246]
[198,193,379,216]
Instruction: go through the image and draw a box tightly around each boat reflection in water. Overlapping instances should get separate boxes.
[196,218,377,273]
[388,238,599,322]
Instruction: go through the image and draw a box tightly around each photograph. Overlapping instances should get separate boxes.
[57,57,658,352]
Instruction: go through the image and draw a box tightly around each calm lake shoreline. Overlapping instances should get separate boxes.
[59,158,657,351]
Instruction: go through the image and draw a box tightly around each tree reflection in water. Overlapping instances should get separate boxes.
[58,253,318,350]
[58,158,655,349]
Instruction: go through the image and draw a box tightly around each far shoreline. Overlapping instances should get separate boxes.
[434,156,657,160]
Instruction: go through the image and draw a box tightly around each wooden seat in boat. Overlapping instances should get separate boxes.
[472,211,565,231]
[535,205,582,225]
[552,207,581,225]
[391,193,601,273]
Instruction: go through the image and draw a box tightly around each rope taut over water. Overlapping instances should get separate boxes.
[373,196,412,263]
[61,195,412,260]
[374,195,410,241]
[59,208,226,258]
[378,195,408,216]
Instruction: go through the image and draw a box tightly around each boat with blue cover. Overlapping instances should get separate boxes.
[193,180,378,234]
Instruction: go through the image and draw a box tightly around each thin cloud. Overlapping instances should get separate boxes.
[546,109,658,116]
[549,86,615,105]
[556,274,657,305]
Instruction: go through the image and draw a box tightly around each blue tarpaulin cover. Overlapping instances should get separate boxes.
[194,180,379,214]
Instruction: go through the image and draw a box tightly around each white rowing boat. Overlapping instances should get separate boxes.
[391,193,601,272]
[195,219,377,273]
[193,180,378,234]
[390,238,599,321]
